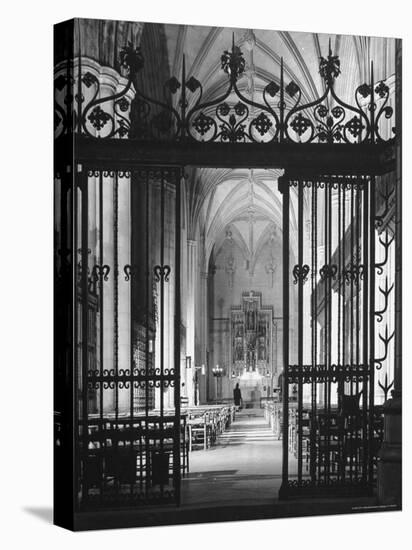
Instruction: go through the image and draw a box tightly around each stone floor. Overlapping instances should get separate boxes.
[181,408,297,508]
[75,408,384,530]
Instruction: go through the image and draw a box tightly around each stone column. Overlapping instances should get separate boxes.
[186,240,197,405]
[198,271,209,404]
[117,176,131,413]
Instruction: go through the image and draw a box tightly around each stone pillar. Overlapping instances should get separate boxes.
[102,173,114,413]
[198,271,209,404]
[186,240,197,405]
[117,176,131,413]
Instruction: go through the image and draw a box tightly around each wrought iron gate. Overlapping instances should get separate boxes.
[73,165,182,509]
[54,27,397,513]
[279,173,382,498]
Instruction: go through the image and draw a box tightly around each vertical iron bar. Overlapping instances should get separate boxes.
[180,56,186,139]
[327,179,332,480]
[312,183,318,484]
[297,179,304,483]
[80,166,89,504]
[145,170,150,497]
[98,173,104,414]
[337,180,342,482]
[355,179,362,484]
[356,182,361,399]
[280,58,285,142]
[342,180,346,482]
[73,165,79,507]
[114,173,119,423]
[279,175,289,499]
[160,171,165,496]
[174,169,182,505]
[128,172,134,499]
[368,176,376,486]
[362,177,370,484]
[349,178,355,481]
[98,172,104,501]
[323,178,328,482]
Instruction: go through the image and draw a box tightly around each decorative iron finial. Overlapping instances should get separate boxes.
[319,40,341,85]
[119,41,144,77]
[221,35,245,82]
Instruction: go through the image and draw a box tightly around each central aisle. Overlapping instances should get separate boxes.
[181,408,283,508]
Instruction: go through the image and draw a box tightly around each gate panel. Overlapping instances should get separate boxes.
[279,174,378,498]
[75,165,182,509]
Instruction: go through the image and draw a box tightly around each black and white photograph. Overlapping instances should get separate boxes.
[52,15,402,531]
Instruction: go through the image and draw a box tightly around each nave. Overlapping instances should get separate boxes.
[182,409,286,508]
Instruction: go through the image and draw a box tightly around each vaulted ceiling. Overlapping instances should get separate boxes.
[162,24,395,269]
[74,20,396,269]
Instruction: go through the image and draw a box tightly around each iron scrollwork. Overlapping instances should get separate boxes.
[292,264,310,284]
[153,264,171,283]
[375,325,395,370]
[343,263,364,285]
[319,264,337,281]
[55,34,395,143]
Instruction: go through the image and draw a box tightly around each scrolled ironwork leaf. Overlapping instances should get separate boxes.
[265,81,280,97]
[358,83,371,98]
[285,81,299,98]
[251,112,273,136]
[331,106,344,119]
[346,115,365,138]
[54,74,67,91]
[186,76,201,93]
[217,102,230,116]
[317,105,328,118]
[375,81,389,98]
[117,120,129,137]
[234,102,247,116]
[193,112,214,136]
[119,42,144,76]
[290,112,311,136]
[116,97,130,112]
[88,106,111,130]
[165,76,181,94]
[82,71,98,88]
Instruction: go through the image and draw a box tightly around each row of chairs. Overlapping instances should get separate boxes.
[268,401,384,479]
[186,405,236,451]
[82,415,189,495]
[264,401,283,439]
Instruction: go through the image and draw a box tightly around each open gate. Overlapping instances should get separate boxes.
[71,165,183,508]
[279,174,380,498]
